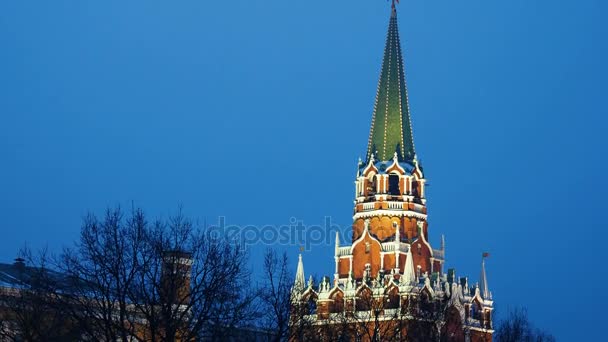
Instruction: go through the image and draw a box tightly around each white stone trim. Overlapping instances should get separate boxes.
[353,210,427,221]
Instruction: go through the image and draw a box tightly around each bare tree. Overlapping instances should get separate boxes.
[41,206,257,342]
[130,210,258,342]
[258,250,328,341]
[57,207,148,341]
[494,307,555,342]
[258,249,292,341]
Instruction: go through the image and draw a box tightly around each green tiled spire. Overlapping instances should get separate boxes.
[366,6,416,163]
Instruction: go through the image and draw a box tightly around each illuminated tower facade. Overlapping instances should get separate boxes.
[291,3,494,342]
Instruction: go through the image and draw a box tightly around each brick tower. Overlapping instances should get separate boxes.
[290,3,494,341]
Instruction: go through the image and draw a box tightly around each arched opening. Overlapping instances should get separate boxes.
[385,287,400,309]
[471,301,482,320]
[356,288,372,311]
[441,306,465,342]
[330,291,344,313]
[412,179,419,197]
[405,292,439,341]
[418,291,434,318]
[307,296,317,315]
[388,174,400,195]
[366,174,377,196]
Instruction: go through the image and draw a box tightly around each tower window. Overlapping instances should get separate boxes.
[307,297,317,315]
[367,175,377,196]
[388,174,400,195]
[472,302,482,320]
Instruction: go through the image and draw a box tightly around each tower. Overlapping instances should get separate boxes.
[291,4,494,342]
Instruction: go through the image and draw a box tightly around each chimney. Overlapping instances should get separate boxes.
[13,257,26,270]
[161,250,193,306]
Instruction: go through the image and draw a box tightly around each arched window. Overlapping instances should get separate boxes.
[367,174,377,196]
[440,306,465,342]
[472,301,482,320]
[331,292,344,313]
[307,296,317,315]
[388,174,400,195]
[386,287,399,309]
[419,291,433,316]
[356,288,372,311]
[412,179,419,197]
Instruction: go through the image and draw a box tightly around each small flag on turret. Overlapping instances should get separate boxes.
[482,252,490,258]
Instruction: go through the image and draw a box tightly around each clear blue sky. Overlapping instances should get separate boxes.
[1,0,606,339]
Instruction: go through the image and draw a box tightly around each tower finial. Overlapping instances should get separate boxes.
[294,254,305,292]
[334,231,340,256]
[480,252,490,300]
